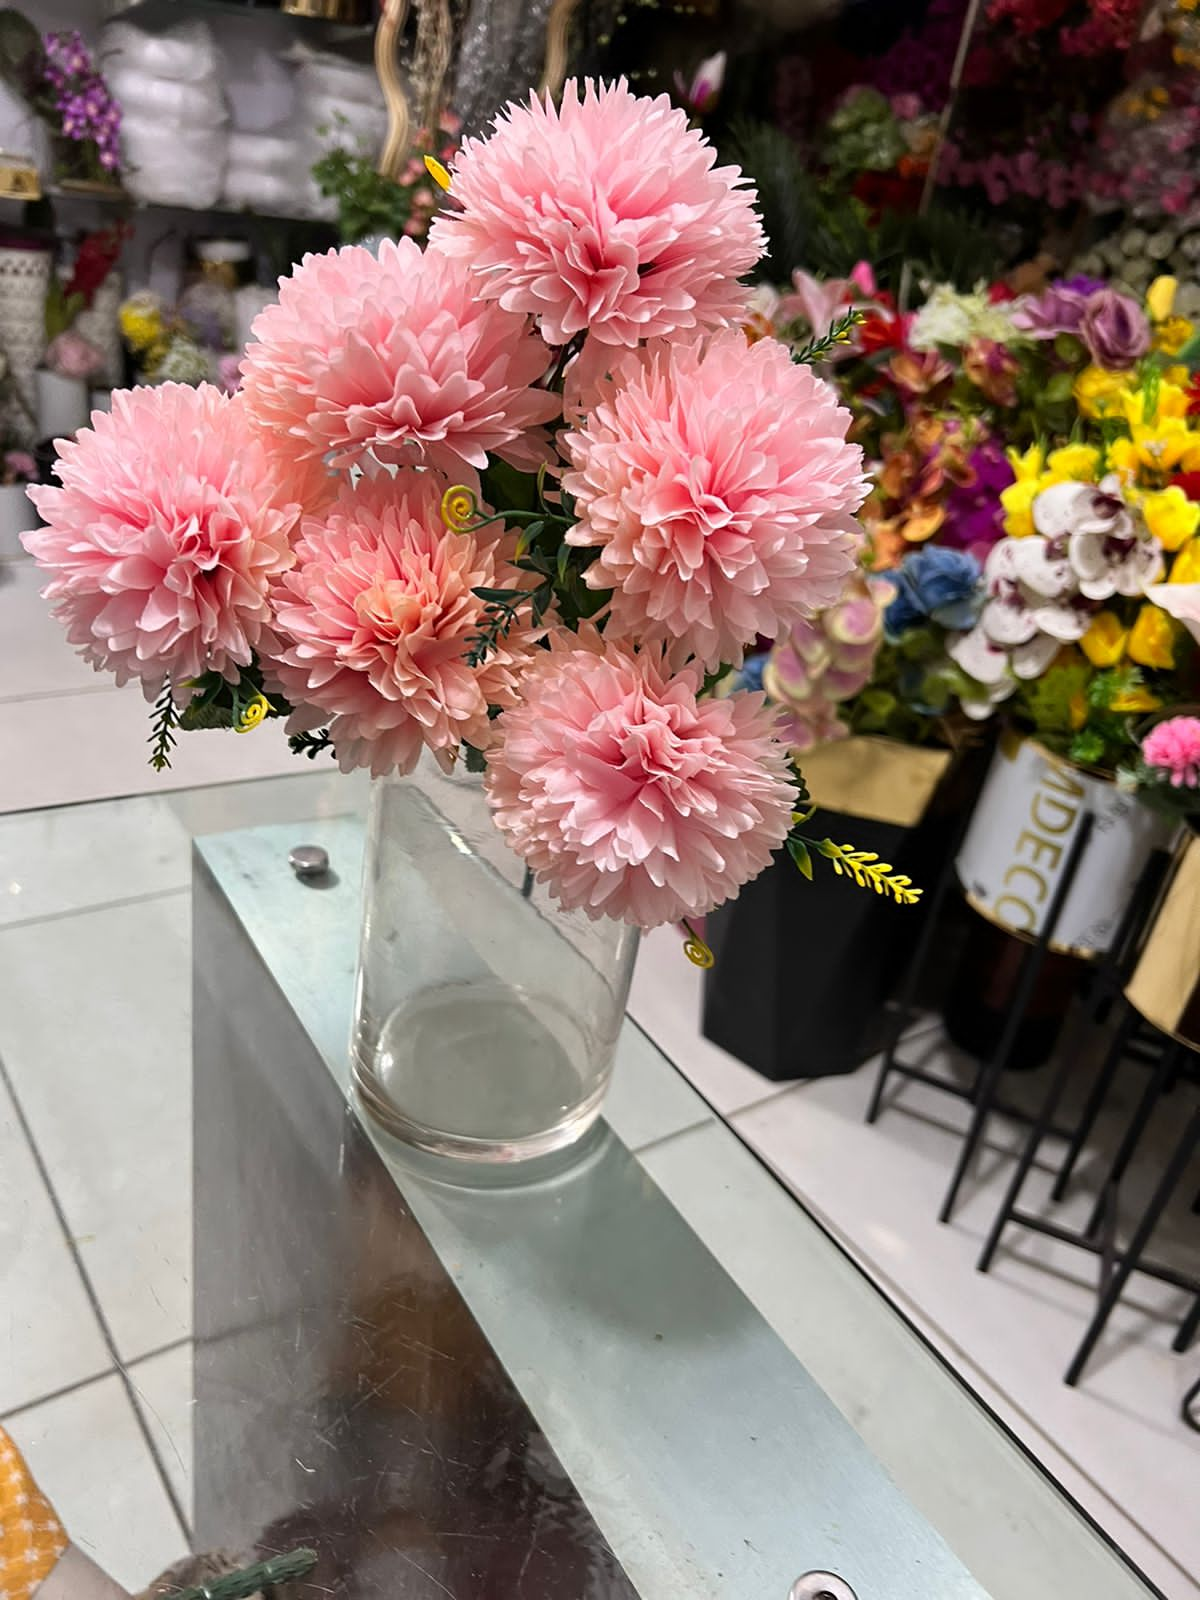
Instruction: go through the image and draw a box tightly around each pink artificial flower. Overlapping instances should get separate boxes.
[429,78,764,348]
[266,471,533,777]
[485,631,797,928]
[562,331,865,671]
[24,384,299,692]
[44,327,103,380]
[1141,716,1200,788]
[240,238,559,490]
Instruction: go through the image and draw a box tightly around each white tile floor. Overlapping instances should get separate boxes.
[2,546,1198,1597]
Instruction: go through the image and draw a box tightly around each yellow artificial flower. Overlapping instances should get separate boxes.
[235,693,271,733]
[1000,478,1040,538]
[1110,687,1162,714]
[1073,366,1127,419]
[1141,485,1200,550]
[1109,419,1199,481]
[1080,611,1128,668]
[1069,690,1088,730]
[1153,316,1194,356]
[1169,536,1200,584]
[1127,603,1176,669]
[1046,443,1101,481]
[1119,380,1190,430]
[1147,275,1178,322]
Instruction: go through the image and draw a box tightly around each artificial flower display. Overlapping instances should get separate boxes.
[1121,713,1200,819]
[24,79,884,932]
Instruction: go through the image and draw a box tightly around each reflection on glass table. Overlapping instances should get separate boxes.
[193,805,1165,1600]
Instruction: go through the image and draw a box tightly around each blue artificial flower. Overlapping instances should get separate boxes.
[884,545,982,640]
[734,652,767,693]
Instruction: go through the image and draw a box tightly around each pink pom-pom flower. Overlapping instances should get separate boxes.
[24,384,300,693]
[240,238,559,488]
[1141,716,1200,789]
[430,78,765,349]
[485,631,798,928]
[561,331,866,671]
[266,472,534,777]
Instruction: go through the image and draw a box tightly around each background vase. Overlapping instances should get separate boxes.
[0,482,38,558]
[34,369,90,444]
[352,761,639,1164]
[0,236,51,447]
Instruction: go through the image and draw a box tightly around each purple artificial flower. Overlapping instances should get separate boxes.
[1011,281,1090,340]
[1061,273,1105,295]
[940,439,1010,562]
[1079,289,1152,370]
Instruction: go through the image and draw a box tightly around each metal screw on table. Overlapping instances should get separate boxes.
[288,844,330,881]
[790,1574,858,1600]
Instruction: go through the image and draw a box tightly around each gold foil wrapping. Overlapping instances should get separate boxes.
[1126,831,1200,1050]
[801,736,950,828]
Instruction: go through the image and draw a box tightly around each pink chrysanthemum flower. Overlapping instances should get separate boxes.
[1142,715,1200,788]
[429,79,765,349]
[24,384,299,692]
[240,238,559,487]
[266,472,533,777]
[485,631,797,928]
[561,332,866,670]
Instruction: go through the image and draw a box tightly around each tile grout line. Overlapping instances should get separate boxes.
[0,1048,193,1549]
[0,883,190,934]
[0,1334,193,1424]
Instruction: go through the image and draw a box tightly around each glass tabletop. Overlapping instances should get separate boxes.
[191,800,1165,1600]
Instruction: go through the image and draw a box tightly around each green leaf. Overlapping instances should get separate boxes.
[786,837,814,880]
[557,542,571,585]
[462,741,487,774]
[480,457,538,513]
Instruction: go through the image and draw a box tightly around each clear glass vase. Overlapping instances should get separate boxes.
[352,761,639,1164]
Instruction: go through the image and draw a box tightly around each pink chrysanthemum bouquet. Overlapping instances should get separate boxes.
[25,78,899,932]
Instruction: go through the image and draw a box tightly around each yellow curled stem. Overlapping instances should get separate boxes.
[681,919,715,969]
[236,692,271,733]
[441,483,480,532]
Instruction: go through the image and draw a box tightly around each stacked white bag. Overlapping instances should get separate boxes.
[103,21,229,209]
[290,46,388,220]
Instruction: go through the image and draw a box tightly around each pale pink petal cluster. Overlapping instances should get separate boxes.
[1141,715,1200,788]
[266,472,533,777]
[240,238,559,487]
[562,331,866,670]
[485,632,797,927]
[24,384,299,692]
[430,79,764,348]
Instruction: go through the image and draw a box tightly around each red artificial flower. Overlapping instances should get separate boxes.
[65,224,128,310]
[1169,470,1200,500]
[1186,376,1200,418]
[987,282,1016,303]
[858,309,910,356]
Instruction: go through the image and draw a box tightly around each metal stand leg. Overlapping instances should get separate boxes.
[1183,1372,1200,1433]
[977,1042,1078,1273]
[1064,1105,1200,1386]
[938,813,1095,1225]
[865,810,973,1126]
[1050,1006,1139,1203]
[1174,1291,1200,1355]
[1083,1040,1181,1241]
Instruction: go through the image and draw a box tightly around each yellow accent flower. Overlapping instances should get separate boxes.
[1073,366,1127,419]
[1127,603,1176,669]
[1080,611,1128,668]
[1069,690,1088,730]
[1169,536,1200,584]
[1000,478,1040,538]
[236,693,271,733]
[424,155,452,190]
[1147,275,1178,323]
[1046,443,1101,481]
[1141,485,1200,550]
[1109,687,1162,714]
[1153,316,1194,356]
[1108,418,1199,481]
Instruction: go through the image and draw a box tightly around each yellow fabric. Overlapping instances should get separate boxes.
[0,1427,67,1600]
